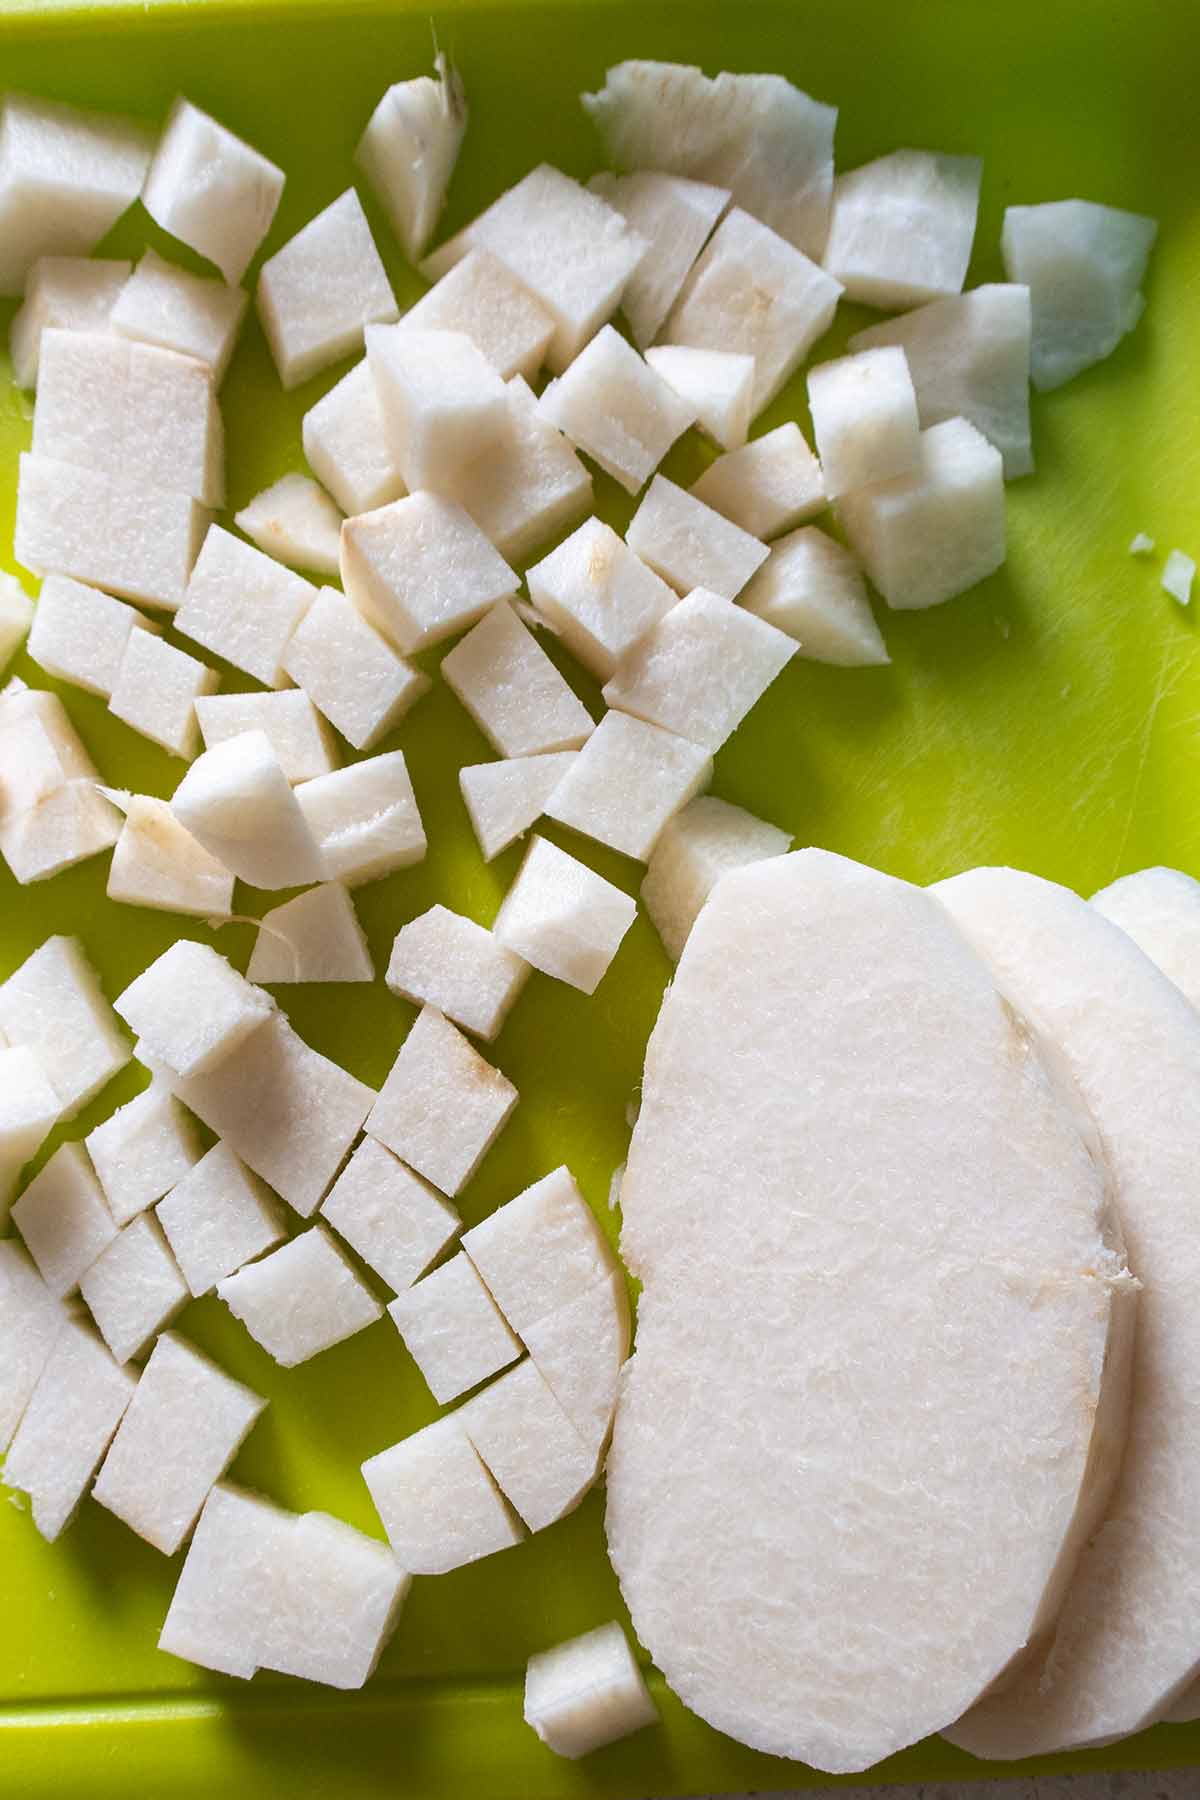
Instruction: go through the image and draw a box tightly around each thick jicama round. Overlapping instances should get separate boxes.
[934,867,1200,1756]
[607,848,1132,1775]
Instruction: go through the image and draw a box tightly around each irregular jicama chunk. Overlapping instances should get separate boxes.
[386,904,529,1041]
[421,164,647,373]
[602,588,795,752]
[399,249,554,381]
[493,835,636,996]
[322,1138,460,1294]
[807,346,920,498]
[524,1273,631,1465]
[110,248,248,382]
[445,375,593,563]
[28,574,156,700]
[282,585,429,753]
[441,600,594,759]
[234,475,342,578]
[106,793,235,921]
[0,1046,62,1217]
[79,1213,189,1364]
[85,1085,201,1227]
[538,326,695,495]
[1129,531,1156,556]
[2,1320,136,1540]
[625,476,768,601]
[109,629,219,760]
[0,936,129,1117]
[459,753,579,863]
[1001,200,1156,391]
[143,98,285,285]
[640,794,792,962]
[664,208,841,415]
[823,150,982,310]
[526,518,676,681]
[218,1224,382,1366]
[355,57,468,264]
[259,1510,408,1690]
[0,93,152,296]
[367,1007,517,1198]
[362,1415,524,1575]
[12,1142,117,1298]
[462,1165,615,1338]
[837,416,1005,610]
[340,491,517,655]
[459,1358,595,1532]
[1161,549,1194,606]
[195,690,337,784]
[158,1483,293,1678]
[367,324,509,493]
[0,684,97,810]
[389,1252,521,1403]
[116,941,273,1081]
[295,750,425,886]
[0,1241,70,1452]
[644,346,753,452]
[525,1621,659,1759]
[849,285,1034,479]
[301,358,406,518]
[258,188,398,389]
[587,171,729,349]
[1091,866,1200,1005]
[156,1141,286,1297]
[545,711,711,862]
[0,778,122,886]
[171,730,327,889]
[739,526,888,666]
[176,525,316,688]
[608,850,1133,1774]
[0,571,34,670]
[248,882,372,985]
[690,424,825,541]
[10,255,130,389]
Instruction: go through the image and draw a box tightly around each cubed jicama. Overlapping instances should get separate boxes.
[115,941,273,1081]
[27,574,157,700]
[10,255,130,389]
[538,326,695,495]
[524,1621,659,1759]
[525,518,676,681]
[321,1137,461,1294]
[625,476,768,601]
[523,1272,631,1465]
[106,793,236,921]
[108,629,219,760]
[398,248,554,381]
[355,57,468,263]
[0,1241,70,1452]
[492,835,636,995]
[340,491,517,655]
[294,750,425,886]
[1161,549,1195,606]
[459,1357,595,1532]
[2,1319,136,1540]
[366,324,509,493]
[0,778,122,887]
[258,1510,409,1690]
[807,347,920,498]
[195,690,337,784]
[641,794,791,963]
[823,149,982,309]
[366,1006,518,1198]
[388,1251,521,1403]
[110,248,248,382]
[258,188,398,389]
[171,730,328,889]
[544,710,712,863]
[643,346,753,453]
[689,424,825,540]
[78,1213,189,1364]
[282,586,430,753]
[461,1165,615,1337]
[156,1141,286,1297]
[248,883,372,985]
[441,600,594,759]
[12,1142,118,1299]
[85,1084,201,1226]
[0,935,130,1117]
[739,527,889,666]
[143,98,285,285]
[386,904,529,1041]
[587,171,729,349]
[0,571,34,671]
[0,1045,62,1217]
[361,1415,524,1575]
[158,1483,293,1678]
[0,684,97,813]
[175,525,316,688]
[301,359,406,518]
[234,475,343,578]
[1001,200,1156,391]
[459,753,579,863]
[443,375,593,563]
[218,1224,382,1367]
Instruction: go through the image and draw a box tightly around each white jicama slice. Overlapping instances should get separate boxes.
[445,375,593,564]
[156,1142,287,1298]
[493,835,636,996]
[257,1510,409,1690]
[106,793,236,921]
[461,1166,616,1340]
[78,1213,189,1365]
[739,526,889,666]
[366,324,510,492]
[538,326,695,495]
[1162,550,1195,607]
[644,346,754,452]
[282,586,429,753]
[1001,200,1157,391]
[195,690,337,786]
[459,753,579,863]
[441,600,594,759]
[258,188,398,389]
[640,794,792,962]
[235,474,343,578]
[294,751,426,887]
[321,1138,460,1295]
[525,1621,659,1760]
[523,1271,631,1466]
[115,940,273,1081]
[0,571,35,670]
[218,1225,382,1367]
[0,1241,70,1453]
[850,285,1034,479]
[525,517,676,681]
[588,171,729,349]
[388,1252,521,1404]
[582,62,836,261]
[108,630,218,761]
[0,778,122,887]
[806,346,920,498]
[143,98,285,286]
[361,1415,525,1575]
[176,525,316,689]
[28,574,158,701]
[0,1047,63,1218]
[85,1085,201,1227]
[366,1006,517,1198]
[823,150,982,310]
[386,904,529,1041]
[340,491,517,655]
[459,1358,596,1532]
[301,358,406,518]
[248,883,373,985]
[626,476,768,601]
[171,730,327,889]
[689,424,825,541]
[398,248,554,382]
[544,710,712,863]
[158,1482,293,1678]
[0,935,130,1118]
[355,56,468,264]
[607,849,1133,1775]
[10,255,131,389]
[110,248,248,383]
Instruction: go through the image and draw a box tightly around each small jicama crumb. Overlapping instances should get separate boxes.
[1161,549,1195,606]
[1129,532,1155,556]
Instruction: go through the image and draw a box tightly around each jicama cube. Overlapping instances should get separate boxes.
[93,1332,266,1554]
[421,164,647,373]
[445,375,592,563]
[0,1045,62,1217]
[176,525,316,688]
[259,189,398,389]
[366,1006,518,1197]
[86,1085,201,1226]
[0,1241,69,1452]
[143,98,285,285]
[523,1272,631,1462]
[248,883,373,984]
[526,518,676,681]
[12,1142,117,1298]
[340,491,517,655]
[740,526,888,666]
[664,208,842,414]
[258,1509,408,1689]
[388,1252,521,1403]
[689,423,825,540]
[171,730,327,889]
[399,248,554,381]
[545,711,711,862]
[301,358,406,518]
[644,346,753,453]
[195,690,337,784]
[1001,199,1157,391]
[115,941,273,1081]
[158,1483,293,1678]
[110,248,248,382]
[106,793,236,921]
[823,149,982,310]
[27,574,157,699]
[109,629,218,760]
[0,93,152,296]
[602,588,796,751]
[641,796,791,963]
[807,347,920,498]
[295,750,425,886]
[366,324,509,492]
[626,476,768,600]
[156,1141,286,1297]
[459,1358,595,1532]
[234,474,343,578]
[361,1415,524,1575]
[282,585,430,753]
[386,904,529,1040]
[0,936,130,1116]
[492,835,636,995]
[459,753,579,862]
[837,416,1005,609]
[0,571,34,669]
[218,1224,382,1366]
[461,1165,614,1337]
[322,1137,460,1293]
[0,779,121,887]
[10,255,130,389]
[0,686,97,812]
[79,1213,189,1364]
[2,1319,136,1540]
[538,326,695,495]
[1163,550,1195,606]
[587,171,729,349]
[524,1621,659,1759]
[355,57,468,263]
[441,600,594,759]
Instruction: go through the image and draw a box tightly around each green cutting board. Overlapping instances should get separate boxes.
[2,0,1199,1792]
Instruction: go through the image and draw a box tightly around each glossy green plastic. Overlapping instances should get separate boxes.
[2,0,1200,1793]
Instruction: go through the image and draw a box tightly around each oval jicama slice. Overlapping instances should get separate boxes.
[606,848,1133,1776]
[935,866,1200,1755]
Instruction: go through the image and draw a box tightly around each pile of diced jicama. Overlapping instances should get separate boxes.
[0,49,1162,1764]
